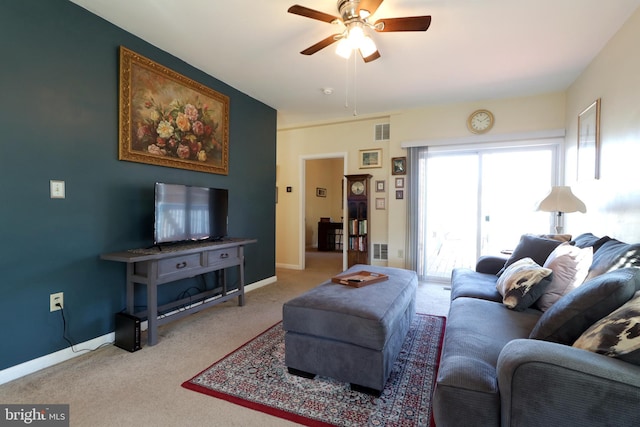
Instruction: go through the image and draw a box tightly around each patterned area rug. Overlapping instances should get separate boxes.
[182,314,445,427]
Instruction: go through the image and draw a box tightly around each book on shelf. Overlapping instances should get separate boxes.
[348,219,367,235]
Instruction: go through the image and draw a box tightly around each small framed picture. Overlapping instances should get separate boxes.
[395,190,404,200]
[375,198,386,210]
[316,187,326,197]
[375,180,385,192]
[360,148,382,168]
[395,177,404,189]
[392,157,406,175]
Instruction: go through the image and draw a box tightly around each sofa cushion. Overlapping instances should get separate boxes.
[529,268,640,344]
[573,291,640,365]
[450,268,501,302]
[585,238,640,281]
[496,258,552,311]
[434,297,541,427]
[536,243,593,311]
[498,234,563,276]
[571,232,611,252]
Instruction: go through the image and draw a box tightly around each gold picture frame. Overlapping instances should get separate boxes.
[119,46,230,175]
[577,98,601,181]
[359,149,382,169]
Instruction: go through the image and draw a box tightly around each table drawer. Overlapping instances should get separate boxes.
[157,253,203,279]
[207,247,239,268]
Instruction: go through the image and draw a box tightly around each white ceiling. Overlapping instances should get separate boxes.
[69,0,640,128]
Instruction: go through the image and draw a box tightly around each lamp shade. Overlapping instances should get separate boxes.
[535,186,587,213]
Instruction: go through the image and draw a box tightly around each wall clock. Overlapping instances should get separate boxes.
[467,109,494,134]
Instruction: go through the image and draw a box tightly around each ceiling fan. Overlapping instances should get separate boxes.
[288,0,431,63]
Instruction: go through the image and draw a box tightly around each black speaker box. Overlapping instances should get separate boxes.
[114,313,141,352]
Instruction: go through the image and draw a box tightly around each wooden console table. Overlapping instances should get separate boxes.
[101,238,256,346]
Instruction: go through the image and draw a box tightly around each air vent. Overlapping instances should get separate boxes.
[374,123,390,141]
[373,243,388,261]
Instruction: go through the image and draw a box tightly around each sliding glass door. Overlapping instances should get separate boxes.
[421,144,557,281]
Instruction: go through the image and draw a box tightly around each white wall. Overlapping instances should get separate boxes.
[277,93,565,269]
[563,7,640,241]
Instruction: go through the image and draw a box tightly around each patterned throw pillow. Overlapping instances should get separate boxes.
[496,257,553,311]
[536,244,593,311]
[573,292,640,365]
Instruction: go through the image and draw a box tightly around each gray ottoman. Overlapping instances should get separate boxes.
[282,265,417,395]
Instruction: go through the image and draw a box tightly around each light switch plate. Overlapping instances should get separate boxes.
[50,180,65,199]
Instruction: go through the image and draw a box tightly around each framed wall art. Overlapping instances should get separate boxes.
[359,149,382,169]
[395,177,404,189]
[392,157,406,175]
[375,198,386,210]
[577,98,601,181]
[119,46,230,175]
[375,180,385,192]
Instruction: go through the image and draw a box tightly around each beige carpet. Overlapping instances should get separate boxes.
[0,251,450,426]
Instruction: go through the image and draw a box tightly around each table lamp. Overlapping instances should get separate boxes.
[535,186,586,234]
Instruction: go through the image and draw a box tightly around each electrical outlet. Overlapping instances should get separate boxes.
[50,292,64,312]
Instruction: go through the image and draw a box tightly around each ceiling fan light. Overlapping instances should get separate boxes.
[336,38,352,59]
[359,36,377,57]
[347,25,365,48]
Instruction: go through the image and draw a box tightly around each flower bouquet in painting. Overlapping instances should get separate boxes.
[136,98,222,163]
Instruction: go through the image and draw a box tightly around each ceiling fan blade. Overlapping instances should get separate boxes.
[361,49,381,63]
[357,0,384,17]
[374,16,432,32]
[288,5,339,24]
[300,34,341,55]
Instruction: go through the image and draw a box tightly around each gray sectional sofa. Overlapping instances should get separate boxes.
[433,233,640,427]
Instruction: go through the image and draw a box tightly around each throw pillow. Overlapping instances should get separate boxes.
[571,233,611,252]
[584,239,640,282]
[536,244,593,311]
[573,291,640,365]
[496,257,553,311]
[539,234,572,243]
[529,268,640,344]
[497,234,563,276]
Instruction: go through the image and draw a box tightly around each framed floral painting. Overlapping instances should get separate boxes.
[119,46,229,175]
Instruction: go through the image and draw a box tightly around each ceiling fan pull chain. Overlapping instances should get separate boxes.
[353,53,358,116]
[344,56,350,109]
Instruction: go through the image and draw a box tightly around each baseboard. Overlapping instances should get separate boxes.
[0,275,277,385]
[276,262,303,270]
[0,333,115,385]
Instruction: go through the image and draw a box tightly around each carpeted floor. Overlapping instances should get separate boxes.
[0,251,451,426]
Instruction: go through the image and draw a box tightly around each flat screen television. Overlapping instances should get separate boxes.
[154,182,228,245]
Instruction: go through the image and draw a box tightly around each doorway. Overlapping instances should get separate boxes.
[420,144,558,281]
[302,155,347,271]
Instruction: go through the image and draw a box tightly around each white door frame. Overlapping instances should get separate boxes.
[299,152,348,270]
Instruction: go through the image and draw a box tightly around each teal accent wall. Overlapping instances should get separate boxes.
[0,0,276,370]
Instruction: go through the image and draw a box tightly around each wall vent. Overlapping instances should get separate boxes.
[374,123,390,141]
[373,243,388,261]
